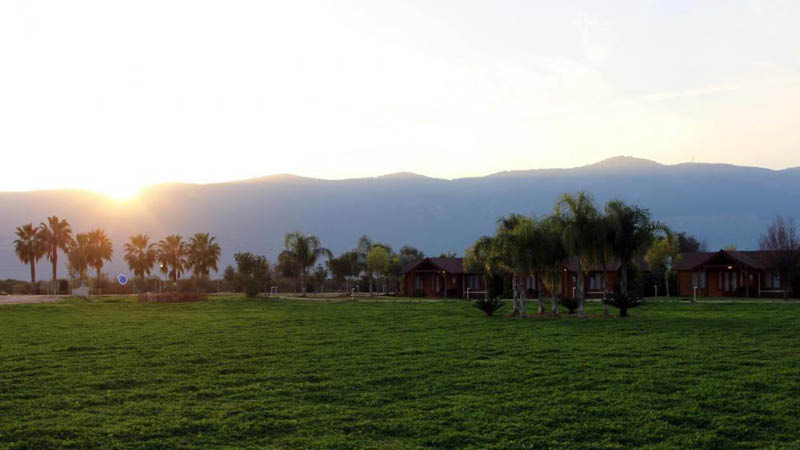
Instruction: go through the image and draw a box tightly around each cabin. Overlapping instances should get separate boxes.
[400,257,486,298]
[674,250,790,298]
[557,257,651,298]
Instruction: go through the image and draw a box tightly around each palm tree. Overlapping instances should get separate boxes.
[463,235,497,301]
[40,216,72,294]
[555,192,600,318]
[13,223,47,293]
[493,214,534,317]
[87,229,113,293]
[124,234,157,291]
[280,232,332,296]
[188,233,222,279]
[67,233,91,286]
[537,215,568,315]
[157,234,187,287]
[605,200,661,297]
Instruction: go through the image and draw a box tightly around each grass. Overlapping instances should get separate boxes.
[1,297,799,449]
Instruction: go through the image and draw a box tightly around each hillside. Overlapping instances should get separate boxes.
[2,157,798,279]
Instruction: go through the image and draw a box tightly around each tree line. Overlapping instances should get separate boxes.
[464,191,674,318]
[225,234,428,297]
[13,216,221,294]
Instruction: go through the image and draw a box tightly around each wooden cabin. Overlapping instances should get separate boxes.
[400,257,486,298]
[674,250,790,298]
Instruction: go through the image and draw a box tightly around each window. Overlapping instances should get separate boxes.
[693,272,707,289]
[768,272,781,289]
[468,275,481,290]
[589,273,603,290]
[435,276,441,292]
[415,275,423,290]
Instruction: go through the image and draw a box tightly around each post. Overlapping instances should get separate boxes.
[654,285,658,297]
[693,286,697,303]
[758,272,761,298]
[572,286,576,299]
[351,287,354,300]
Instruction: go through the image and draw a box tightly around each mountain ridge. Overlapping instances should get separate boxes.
[1,156,798,279]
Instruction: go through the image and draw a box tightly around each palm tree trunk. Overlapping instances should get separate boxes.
[576,259,585,318]
[551,271,559,315]
[96,266,102,295]
[30,262,36,294]
[301,270,307,296]
[602,260,610,317]
[621,265,629,297]
[665,270,670,297]
[518,279,527,318]
[52,247,58,295]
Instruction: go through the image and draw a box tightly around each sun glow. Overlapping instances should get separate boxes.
[96,183,142,201]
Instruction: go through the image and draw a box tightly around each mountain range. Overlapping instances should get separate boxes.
[2,156,799,280]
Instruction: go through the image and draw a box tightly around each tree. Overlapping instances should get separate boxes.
[13,223,46,293]
[67,233,91,285]
[537,215,567,315]
[438,252,457,258]
[645,233,680,297]
[87,229,113,293]
[758,216,800,296]
[124,234,157,289]
[157,235,187,286]
[676,232,707,253]
[280,232,332,296]
[234,252,270,297]
[366,246,389,296]
[493,214,535,317]
[39,216,72,294]
[605,200,661,297]
[327,251,362,292]
[464,235,496,301]
[310,264,328,293]
[396,246,425,269]
[555,192,600,318]
[188,233,222,280]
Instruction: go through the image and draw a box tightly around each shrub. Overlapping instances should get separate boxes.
[603,291,645,317]
[137,292,208,303]
[559,295,580,314]
[243,277,261,298]
[413,289,425,297]
[473,297,504,316]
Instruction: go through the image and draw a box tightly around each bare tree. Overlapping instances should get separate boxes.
[758,216,800,296]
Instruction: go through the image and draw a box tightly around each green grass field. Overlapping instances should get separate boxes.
[1,297,799,449]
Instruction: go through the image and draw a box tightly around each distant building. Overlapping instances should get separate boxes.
[557,256,651,298]
[400,257,485,298]
[674,250,789,297]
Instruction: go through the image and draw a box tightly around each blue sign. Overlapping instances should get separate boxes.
[117,274,128,285]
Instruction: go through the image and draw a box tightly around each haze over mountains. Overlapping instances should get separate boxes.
[2,156,799,280]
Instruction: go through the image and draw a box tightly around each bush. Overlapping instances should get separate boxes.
[473,297,504,316]
[413,289,425,297]
[137,292,208,303]
[603,291,645,317]
[559,295,580,314]
[243,277,261,298]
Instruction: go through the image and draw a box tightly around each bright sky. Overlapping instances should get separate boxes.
[2,1,800,197]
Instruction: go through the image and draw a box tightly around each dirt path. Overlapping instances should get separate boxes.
[0,295,67,305]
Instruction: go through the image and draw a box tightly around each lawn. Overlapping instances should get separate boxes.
[1,297,799,449]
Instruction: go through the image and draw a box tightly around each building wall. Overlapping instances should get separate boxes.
[404,271,484,298]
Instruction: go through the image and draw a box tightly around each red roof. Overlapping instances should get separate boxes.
[674,250,788,271]
[401,257,469,274]
[563,255,650,272]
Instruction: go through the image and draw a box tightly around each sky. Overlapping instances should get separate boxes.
[2,0,800,197]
